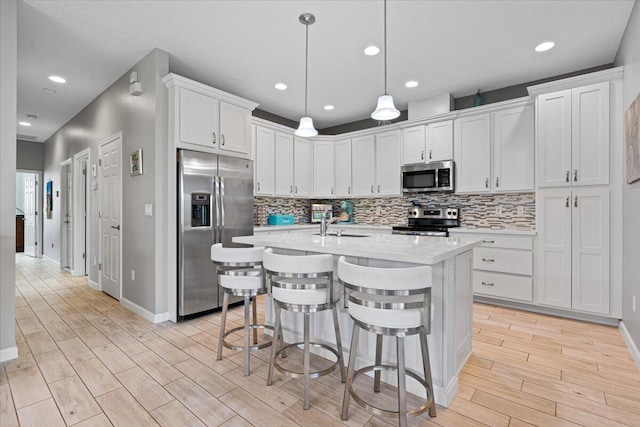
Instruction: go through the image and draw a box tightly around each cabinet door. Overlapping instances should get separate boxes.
[571,188,609,314]
[293,137,313,197]
[572,82,609,186]
[493,105,534,192]
[537,89,572,187]
[454,114,491,193]
[219,102,251,156]
[427,120,453,161]
[334,139,352,197]
[313,141,335,197]
[254,126,275,195]
[375,131,402,196]
[402,126,425,165]
[351,135,376,197]
[274,132,294,197]
[179,88,219,147]
[537,189,572,309]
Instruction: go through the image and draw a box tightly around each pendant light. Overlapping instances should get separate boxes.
[371,0,400,121]
[295,13,318,137]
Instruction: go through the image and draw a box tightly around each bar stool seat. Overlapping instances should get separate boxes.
[264,248,346,410]
[338,256,436,427]
[211,243,272,377]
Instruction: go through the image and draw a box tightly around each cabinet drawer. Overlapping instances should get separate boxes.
[477,235,533,250]
[473,248,532,275]
[473,271,533,302]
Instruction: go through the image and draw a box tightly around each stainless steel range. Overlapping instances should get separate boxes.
[392,206,460,237]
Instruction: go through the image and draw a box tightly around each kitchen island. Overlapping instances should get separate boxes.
[233,232,482,407]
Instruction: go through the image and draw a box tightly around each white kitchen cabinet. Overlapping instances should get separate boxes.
[426,120,453,162]
[537,188,609,314]
[179,88,219,148]
[274,132,294,197]
[219,102,251,155]
[375,130,402,196]
[351,135,375,197]
[537,82,609,188]
[334,139,352,197]
[454,113,492,193]
[313,141,335,197]
[293,137,313,197]
[492,105,534,192]
[402,126,426,165]
[254,126,275,196]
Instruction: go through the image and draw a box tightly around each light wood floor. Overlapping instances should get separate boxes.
[2,255,640,427]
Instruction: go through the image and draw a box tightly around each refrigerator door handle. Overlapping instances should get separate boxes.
[213,176,222,244]
[219,176,226,235]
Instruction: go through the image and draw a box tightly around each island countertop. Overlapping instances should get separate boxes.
[234,232,482,265]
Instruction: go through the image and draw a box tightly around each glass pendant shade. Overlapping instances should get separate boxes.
[371,95,400,120]
[295,116,318,137]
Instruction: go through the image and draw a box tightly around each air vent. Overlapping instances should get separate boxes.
[17,134,39,141]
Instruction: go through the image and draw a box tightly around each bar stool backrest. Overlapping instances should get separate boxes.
[263,248,333,276]
[211,243,264,266]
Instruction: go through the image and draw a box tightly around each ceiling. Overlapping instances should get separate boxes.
[17,0,636,142]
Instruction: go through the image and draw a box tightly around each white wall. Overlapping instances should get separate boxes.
[615,0,640,353]
[0,0,18,361]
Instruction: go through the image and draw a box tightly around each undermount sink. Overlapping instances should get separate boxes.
[313,233,369,238]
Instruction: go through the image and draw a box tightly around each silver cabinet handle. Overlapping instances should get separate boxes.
[481,281,494,286]
[348,186,351,194]
[377,184,381,193]
[421,151,424,160]
[496,177,500,188]
[574,169,578,182]
[221,134,226,146]
[482,258,495,262]
[212,132,216,144]
[485,178,489,188]
[574,195,578,207]
[566,171,570,182]
[289,185,292,194]
[371,185,374,194]
[257,182,260,191]
[331,187,334,195]
[429,150,432,160]
[295,185,298,194]
[482,240,495,244]
[566,196,569,208]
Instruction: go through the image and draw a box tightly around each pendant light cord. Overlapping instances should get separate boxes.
[304,19,309,117]
[384,0,388,96]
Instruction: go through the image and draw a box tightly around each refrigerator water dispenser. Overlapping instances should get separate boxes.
[191,193,211,227]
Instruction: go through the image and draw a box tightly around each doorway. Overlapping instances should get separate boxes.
[16,170,41,257]
[73,148,90,276]
[60,159,73,271]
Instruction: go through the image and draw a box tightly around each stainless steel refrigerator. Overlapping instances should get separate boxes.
[177,149,254,320]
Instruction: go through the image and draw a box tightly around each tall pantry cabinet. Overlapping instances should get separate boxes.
[532,69,622,317]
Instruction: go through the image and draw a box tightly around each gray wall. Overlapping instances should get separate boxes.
[17,139,44,171]
[43,49,169,315]
[0,0,17,360]
[615,1,640,354]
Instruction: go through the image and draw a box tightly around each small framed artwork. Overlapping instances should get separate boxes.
[625,91,640,184]
[130,148,143,176]
[45,180,53,219]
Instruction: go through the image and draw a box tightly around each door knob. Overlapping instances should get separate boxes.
[111,225,120,230]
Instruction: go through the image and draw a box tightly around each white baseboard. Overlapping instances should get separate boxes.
[42,255,60,267]
[120,298,169,324]
[619,321,640,370]
[0,346,18,362]
[88,279,100,290]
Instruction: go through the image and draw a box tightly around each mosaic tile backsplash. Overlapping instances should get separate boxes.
[255,193,535,229]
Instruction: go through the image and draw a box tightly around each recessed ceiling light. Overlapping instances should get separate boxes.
[324,105,334,111]
[364,45,380,56]
[405,81,419,88]
[19,121,31,127]
[48,75,66,83]
[275,83,287,90]
[535,41,555,52]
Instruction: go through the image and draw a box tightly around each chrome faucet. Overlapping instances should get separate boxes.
[320,209,331,236]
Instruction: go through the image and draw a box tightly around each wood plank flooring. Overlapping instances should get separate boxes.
[2,254,639,426]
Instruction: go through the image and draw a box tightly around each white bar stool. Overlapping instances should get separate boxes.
[338,256,436,427]
[211,243,273,376]
[263,248,346,410]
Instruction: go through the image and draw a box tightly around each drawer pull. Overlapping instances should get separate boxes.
[482,258,495,262]
[481,281,494,286]
[482,240,495,244]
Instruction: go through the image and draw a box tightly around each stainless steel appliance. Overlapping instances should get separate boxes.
[178,149,254,320]
[392,206,460,237]
[402,160,454,194]
[311,203,333,223]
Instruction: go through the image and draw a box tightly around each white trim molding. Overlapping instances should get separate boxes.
[620,321,640,369]
[0,346,18,362]
[527,66,624,97]
[88,279,100,291]
[120,297,169,324]
[42,255,60,267]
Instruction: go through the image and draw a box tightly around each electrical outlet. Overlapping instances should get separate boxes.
[517,205,525,216]
[633,296,637,313]
[376,206,382,215]
[131,270,135,281]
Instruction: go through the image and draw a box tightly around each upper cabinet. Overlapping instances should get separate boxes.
[334,139,352,197]
[493,105,534,192]
[402,126,426,164]
[254,126,275,196]
[454,113,492,193]
[274,132,294,197]
[293,137,313,197]
[402,120,453,165]
[313,141,335,198]
[536,81,609,188]
[164,74,258,159]
[375,130,402,196]
[351,135,376,197]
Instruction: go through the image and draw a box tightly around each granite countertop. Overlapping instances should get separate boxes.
[450,227,536,236]
[234,233,482,265]
[253,224,394,232]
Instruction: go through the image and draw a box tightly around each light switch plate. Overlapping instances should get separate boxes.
[144,204,153,216]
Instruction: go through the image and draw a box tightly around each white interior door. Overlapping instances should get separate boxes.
[60,161,73,270]
[99,134,122,300]
[23,173,37,257]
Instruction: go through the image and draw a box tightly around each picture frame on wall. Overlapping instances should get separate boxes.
[129,148,143,176]
[45,180,52,219]
[625,90,640,184]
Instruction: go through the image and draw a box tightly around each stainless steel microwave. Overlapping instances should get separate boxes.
[401,160,455,194]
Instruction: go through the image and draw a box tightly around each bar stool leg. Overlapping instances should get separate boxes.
[217,292,229,361]
[252,295,258,345]
[341,323,359,421]
[331,305,346,382]
[397,336,408,427]
[303,312,311,410]
[243,295,251,376]
[374,334,383,392]
[420,331,437,417]
[267,304,281,386]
